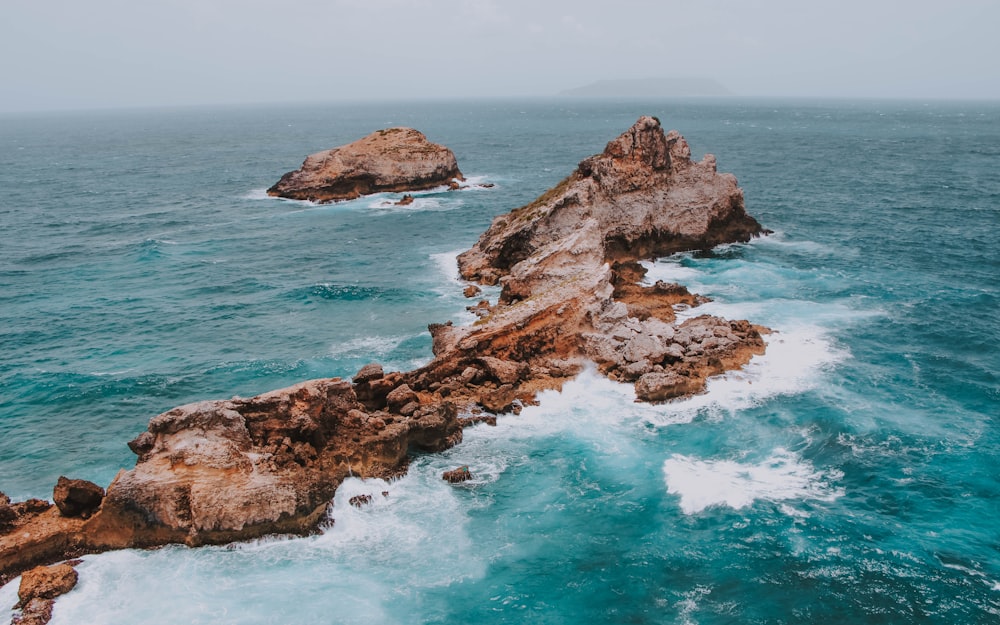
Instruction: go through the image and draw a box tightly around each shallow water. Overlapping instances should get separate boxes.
[1,99,998,623]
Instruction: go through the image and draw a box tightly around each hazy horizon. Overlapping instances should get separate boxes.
[2,0,998,113]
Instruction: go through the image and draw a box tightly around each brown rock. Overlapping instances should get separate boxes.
[348,494,373,508]
[0,492,15,528]
[267,127,463,203]
[12,598,54,625]
[352,363,384,385]
[395,194,415,206]
[463,285,482,298]
[385,384,418,410]
[442,466,473,483]
[18,564,78,605]
[52,478,104,518]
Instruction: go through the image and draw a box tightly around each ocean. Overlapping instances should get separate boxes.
[0,98,997,624]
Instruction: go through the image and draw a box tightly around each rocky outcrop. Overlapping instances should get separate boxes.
[0,116,768,587]
[0,376,462,582]
[267,127,463,203]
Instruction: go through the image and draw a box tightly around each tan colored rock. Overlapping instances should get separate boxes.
[18,564,78,604]
[267,127,463,203]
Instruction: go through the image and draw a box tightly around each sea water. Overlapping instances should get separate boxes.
[0,99,997,624]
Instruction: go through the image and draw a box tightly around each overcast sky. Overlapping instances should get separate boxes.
[2,0,998,112]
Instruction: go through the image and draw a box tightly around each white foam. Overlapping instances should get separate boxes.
[429,249,465,287]
[428,249,503,322]
[0,578,18,621]
[243,187,272,201]
[637,327,847,427]
[329,335,408,359]
[367,195,454,212]
[663,448,844,515]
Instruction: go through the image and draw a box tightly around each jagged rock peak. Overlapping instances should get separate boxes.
[596,115,671,170]
[268,127,463,203]
[457,116,764,286]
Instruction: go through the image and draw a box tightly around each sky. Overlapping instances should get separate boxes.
[1,0,998,112]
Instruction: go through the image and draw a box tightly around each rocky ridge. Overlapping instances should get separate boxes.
[0,117,768,592]
[267,127,463,203]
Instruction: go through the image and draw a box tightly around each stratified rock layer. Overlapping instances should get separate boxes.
[1,116,768,587]
[267,127,463,203]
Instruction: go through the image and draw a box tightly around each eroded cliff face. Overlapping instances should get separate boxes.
[1,117,768,584]
[267,127,463,203]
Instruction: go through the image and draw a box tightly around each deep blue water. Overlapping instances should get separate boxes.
[1,99,998,624]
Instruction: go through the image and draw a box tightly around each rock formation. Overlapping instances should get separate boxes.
[267,127,463,203]
[0,116,768,589]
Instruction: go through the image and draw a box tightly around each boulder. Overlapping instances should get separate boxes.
[52,478,104,518]
[635,371,699,402]
[352,363,385,385]
[17,564,78,604]
[267,127,463,203]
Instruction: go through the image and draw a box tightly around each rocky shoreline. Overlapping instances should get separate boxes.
[1,117,767,621]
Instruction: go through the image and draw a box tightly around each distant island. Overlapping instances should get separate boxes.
[559,77,733,97]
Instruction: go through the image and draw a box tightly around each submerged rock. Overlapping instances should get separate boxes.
[442,466,473,483]
[267,127,463,203]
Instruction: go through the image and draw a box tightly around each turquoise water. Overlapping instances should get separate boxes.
[1,99,998,623]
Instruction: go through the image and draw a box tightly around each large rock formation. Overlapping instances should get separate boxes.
[0,116,768,587]
[267,127,463,203]
[409,116,767,406]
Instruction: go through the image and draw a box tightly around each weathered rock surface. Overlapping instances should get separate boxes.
[0,116,768,588]
[267,127,463,203]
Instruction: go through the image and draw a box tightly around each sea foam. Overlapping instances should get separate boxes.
[663,448,844,515]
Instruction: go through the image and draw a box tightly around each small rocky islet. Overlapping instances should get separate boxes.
[1,116,768,622]
[266,126,464,203]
